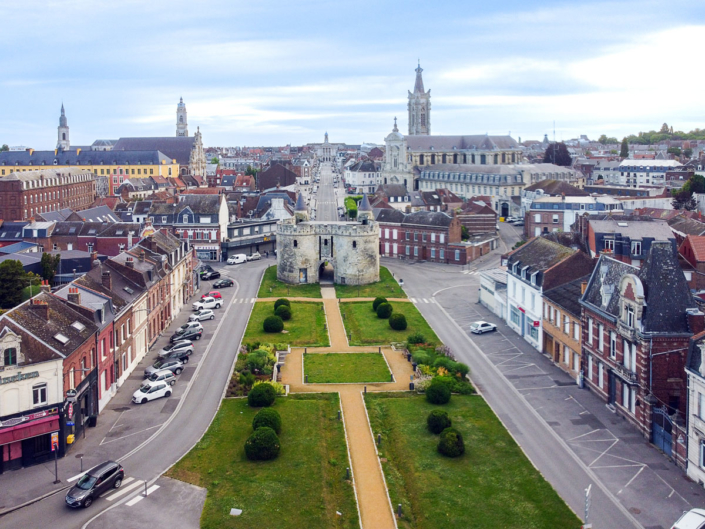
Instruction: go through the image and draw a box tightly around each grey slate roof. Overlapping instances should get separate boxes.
[543,275,591,318]
[406,135,519,151]
[377,184,409,197]
[75,205,120,223]
[589,218,674,240]
[524,180,589,196]
[374,208,452,227]
[112,137,195,165]
[39,208,77,222]
[295,192,306,211]
[375,209,406,224]
[507,237,576,275]
[0,221,28,239]
[359,193,372,212]
[0,150,174,166]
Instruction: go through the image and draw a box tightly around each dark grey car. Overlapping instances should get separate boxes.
[65,461,124,508]
[144,358,184,378]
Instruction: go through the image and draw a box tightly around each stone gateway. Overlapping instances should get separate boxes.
[276,194,379,285]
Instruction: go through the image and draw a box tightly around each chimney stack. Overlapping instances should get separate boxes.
[126,256,134,269]
[67,286,81,305]
[40,280,51,294]
[29,298,49,320]
[91,251,98,263]
[139,251,145,262]
[687,308,705,335]
[101,270,112,290]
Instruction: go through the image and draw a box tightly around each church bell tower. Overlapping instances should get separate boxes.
[57,104,70,150]
[408,62,431,136]
[176,97,188,137]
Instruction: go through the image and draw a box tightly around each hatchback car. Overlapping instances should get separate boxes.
[202,270,221,280]
[146,369,176,386]
[65,461,124,508]
[213,278,234,288]
[672,509,705,529]
[132,379,172,404]
[227,254,247,265]
[159,340,194,359]
[170,327,202,342]
[247,252,261,261]
[470,321,497,334]
[201,291,222,300]
[189,309,215,322]
[144,358,184,378]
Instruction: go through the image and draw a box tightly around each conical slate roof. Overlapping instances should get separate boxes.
[359,193,372,212]
[414,62,425,93]
[295,192,307,211]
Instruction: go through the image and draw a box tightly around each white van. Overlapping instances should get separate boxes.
[227,254,247,265]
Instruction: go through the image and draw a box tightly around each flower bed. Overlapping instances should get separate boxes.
[226,342,287,397]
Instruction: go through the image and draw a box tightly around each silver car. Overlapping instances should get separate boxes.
[158,340,194,359]
[144,358,184,378]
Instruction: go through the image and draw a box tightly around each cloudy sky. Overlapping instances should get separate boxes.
[1,0,703,149]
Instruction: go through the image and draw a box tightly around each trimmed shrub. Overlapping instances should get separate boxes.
[275,305,292,321]
[376,302,393,319]
[274,298,291,310]
[411,352,430,365]
[372,297,388,311]
[248,382,277,407]
[427,409,452,434]
[253,408,282,434]
[433,356,454,371]
[425,377,451,404]
[389,313,407,330]
[245,426,281,461]
[263,315,284,333]
[438,427,465,457]
[452,362,470,378]
[407,333,425,345]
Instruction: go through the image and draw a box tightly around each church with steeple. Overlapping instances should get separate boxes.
[176,97,188,137]
[408,62,430,136]
[57,104,70,150]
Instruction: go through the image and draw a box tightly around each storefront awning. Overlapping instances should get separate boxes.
[0,415,59,445]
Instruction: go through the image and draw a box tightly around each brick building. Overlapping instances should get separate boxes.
[580,243,703,462]
[0,168,96,221]
[680,235,705,291]
[457,199,497,235]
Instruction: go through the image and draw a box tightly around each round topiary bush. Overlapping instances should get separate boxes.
[411,352,430,365]
[253,407,282,434]
[425,378,451,404]
[274,298,291,310]
[407,333,425,345]
[248,382,277,407]
[275,305,292,321]
[372,297,388,311]
[245,426,281,460]
[263,315,284,333]
[376,302,393,319]
[438,427,465,457]
[389,313,407,330]
[427,409,452,434]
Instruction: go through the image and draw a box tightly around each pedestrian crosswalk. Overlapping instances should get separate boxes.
[409,298,437,304]
[462,269,479,275]
[105,477,143,501]
[232,298,257,304]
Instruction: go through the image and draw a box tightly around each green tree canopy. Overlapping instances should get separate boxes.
[0,144,8,152]
[542,142,572,166]
[667,146,682,157]
[598,135,618,145]
[620,138,629,158]
[0,260,28,309]
[210,157,219,164]
[40,253,61,283]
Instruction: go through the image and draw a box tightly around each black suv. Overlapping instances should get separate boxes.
[65,461,124,508]
[170,327,203,343]
[202,270,221,280]
[213,278,234,288]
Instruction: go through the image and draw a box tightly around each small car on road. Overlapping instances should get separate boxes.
[159,340,194,359]
[227,254,247,265]
[213,278,234,288]
[146,369,176,386]
[201,291,222,300]
[247,252,261,261]
[65,461,124,509]
[470,321,497,334]
[201,270,221,280]
[193,297,222,311]
[170,327,202,342]
[132,379,172,404]
[189,309,215,322]
[145,359,184,378]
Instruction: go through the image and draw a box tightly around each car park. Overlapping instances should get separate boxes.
[213,278,234,288]
[189,309,215,321]
[247,252,261,261]
[132,379,172,404]
[201,291,222,300]
[201,270,221,280]
[65,461,124,509]
[227,254,247,265]
[170,327,202,342]
[672,509,705,529]
[193,297,222,311]
[145,358,184,378]
[159,340,194,359]
[470,321,497,334]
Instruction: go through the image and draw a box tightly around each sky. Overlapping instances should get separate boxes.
[1,0,704,149]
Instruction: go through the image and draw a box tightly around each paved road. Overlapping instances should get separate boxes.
[315,162,340,222]
[0,260,267,529]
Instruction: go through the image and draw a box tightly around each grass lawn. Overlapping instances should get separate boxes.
[340,301,439,346]
[244,301,329,347]
[258,266,322,298]
[365,393,581,529]
[167,394,358,529]
[21,285,41,302]
[334,266,406,299]
[304,353,391,383]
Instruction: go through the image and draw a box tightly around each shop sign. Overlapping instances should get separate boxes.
[51,432,58,451]
[0,371,39,385]
[533,320,540,327]
[0,407,58,428]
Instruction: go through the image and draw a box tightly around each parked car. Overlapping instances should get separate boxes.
[213,278,234,288]
[132,379,173,404]
[197,264,214,277]
[227,254,247,265]
[189,309,215,322]
[177,321,203,333]
[201,270,221,280]
[201,291,222,300]
[193,297,222,311]
[164,349,192,364]
[504,216,517,223]
[65,461,124,508]
[144,358,184,378]
[247,252,261,261]
[170,327,202,342]
[672,509,705,529]
[159,340,194,359]
[470,321,497,334]
[146,369,176,386]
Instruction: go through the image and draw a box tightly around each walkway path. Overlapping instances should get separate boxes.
[277,285,415,529]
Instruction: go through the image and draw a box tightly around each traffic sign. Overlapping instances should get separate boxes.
[68,403,74,418]
[51,432,59,451]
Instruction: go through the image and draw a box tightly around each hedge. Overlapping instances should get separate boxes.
[372,297,388,311]
[248,382,277,407]
[425,378,451,404]
[389,313,407,330]
[245,426,281,461]
[274,298,291,310]
[275,305,292,321]
[263,315,284,333]
[253,408,282,434]
[438,427,465,457]
[427,409,452,434]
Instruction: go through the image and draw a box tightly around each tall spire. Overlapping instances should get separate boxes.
[393,117,398,132]
[57,103,69,150]
[414,61,425,93]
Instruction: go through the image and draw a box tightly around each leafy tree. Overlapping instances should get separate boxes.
[542,142,572,166]
[40,253,61,283]
[660,123,670,134]
[667,147,682,157]
[0,144,8,152]
[598,135,618,145]
[460,225,469,241]
[689,175,705,194]
[245,165,258,176]
[620,138,629,158]
[672,190,697,211]
[210,157,219,164]
[0,260,28,308]
[684,148,693,159]
[609,150,618,155]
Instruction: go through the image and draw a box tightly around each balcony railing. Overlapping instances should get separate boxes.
[613,362,638,384]
[617,320,637,341]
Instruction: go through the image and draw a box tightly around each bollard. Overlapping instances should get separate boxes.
[144,480,148,497]
[305,347,307,354]
[398,504,402,518]
[390,373,394,382]
[378,346,381,354]
[80,456,83,472]
[346,467,350,480]
[407,352,411,362]
[364,386,367,394]
[337,410,341,421]
[409,382,415,390]
[377,433,381,446]
[305,375,308,383]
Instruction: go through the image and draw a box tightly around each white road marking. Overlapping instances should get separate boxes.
[125,484,160,507]
[105,478,143,501]
[99,423,165,446]
[409,298,416,303]
[251,298,256,303]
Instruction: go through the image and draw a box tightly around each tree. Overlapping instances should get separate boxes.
[672,190,697,211]
[542,142,572,166]
[667,147,682,157]
[620,138,629,158]
[684,148,693,159]
[210,157,219,164]
[689,175,705,194]
[245,165,258,176]
[660,123,670,134]
[40,253,61,283]
[0,260,28,308]
[460,225,469,241]
[598,135,618,145]
[0,144,8,152]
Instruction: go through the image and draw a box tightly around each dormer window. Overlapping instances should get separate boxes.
[521,266,529,279]
[3,347,17,366]
[531,271,538,286]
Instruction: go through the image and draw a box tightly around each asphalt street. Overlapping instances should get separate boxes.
[0,259,269,529]
[315,162,341,222]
